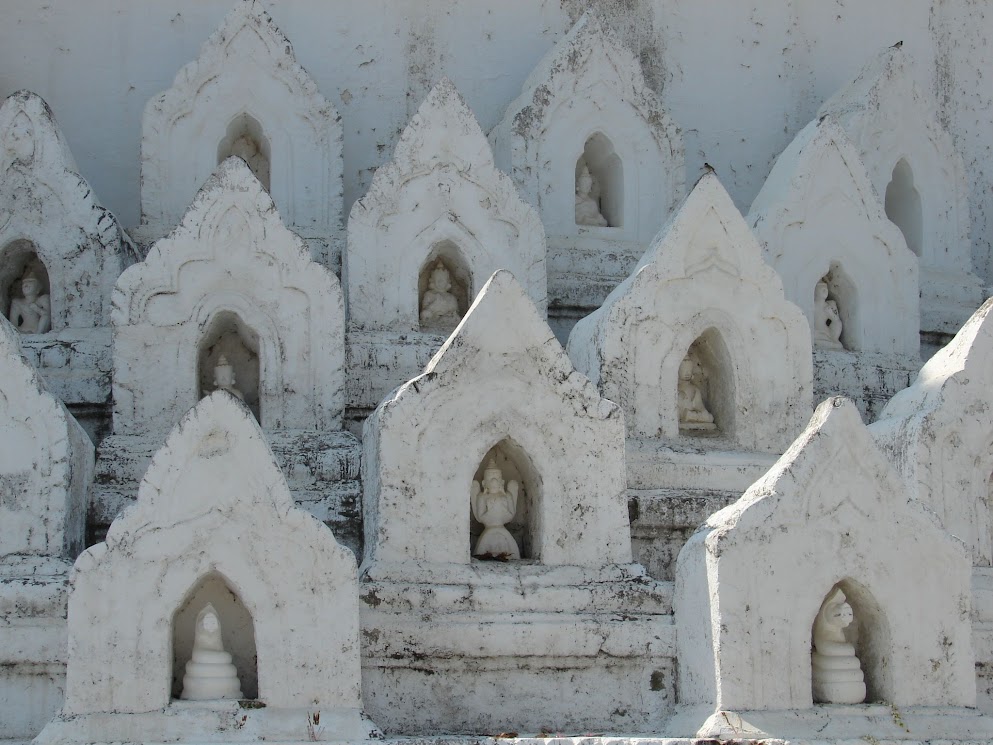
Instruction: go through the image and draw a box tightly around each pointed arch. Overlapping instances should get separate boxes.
[884,158,923,257]
[217,113,271,191]
[196,309,261,423]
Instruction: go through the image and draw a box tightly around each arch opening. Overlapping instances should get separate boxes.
[418,240,471,333]
[677,329,734,439]
[884,159,923,257]
[218,114,271,191]
[810,579,890,705]
[0,241,51,334]
[470,438,543,562]
[576,132,623,228]
[197,311,261,423]
[171,572,257,701]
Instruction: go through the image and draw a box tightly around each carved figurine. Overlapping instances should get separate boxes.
[811,588,866,704]
[212,356,245,401]
[575,163,608,227]
[677,355,716,431]
[229,134,270,190]
[813,281,844,350]
[180,604,243,700]
[419,261,462,331]
[470,460,521,559]
[8,269,51,334]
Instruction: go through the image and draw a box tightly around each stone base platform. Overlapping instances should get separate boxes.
[813,349,921,424]
[0,558,70,743]
[33,701,379,745]
[91,429,363,554]
[360,562,674,735]
[345,330,447,427]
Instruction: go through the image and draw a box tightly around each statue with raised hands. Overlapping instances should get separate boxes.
[470,460,521,560]
[8,269,50,334]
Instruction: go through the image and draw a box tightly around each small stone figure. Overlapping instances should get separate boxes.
[419,261,462,331]
[677,355,716,431]
[811,588,866,704]
[8,269,51,334]
[229,134,270,190]
[470,460,521,560]
[180,604,243,701]
[212,355,245,401]
[813,281,844,350]
[575,163,608,227]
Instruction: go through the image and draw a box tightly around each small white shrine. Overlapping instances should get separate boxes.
[819,44,985,341]
[138,0,343,266]
[346,78,545,414]
[0,91,135,427]
[489,11,685,330]
[35,393,377,745]
[674,398,983,741]
[748,116,921,421]
[361,271,671,733]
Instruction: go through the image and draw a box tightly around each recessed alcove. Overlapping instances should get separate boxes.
[217,113,271,191]
[171,572,257,701]
[677,330,734,439]
[884,158,923,257]
[0,241,51,334]
[820,264,860,351]
[417,241,471,332]
[469,438,542,562]
[576,133,623,228]
[197,311,261,422]
[811,579,890,705]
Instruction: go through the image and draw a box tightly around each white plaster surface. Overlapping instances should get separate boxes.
[347,78,546,332]
[819,44,985,334]
[0,316,93,565]
[490,12,684,310]
[138,0,343,266]
[38,393,375,743]
[675,398,974,727]
[871,297,993,566]
[568,172,812,454]
[749,117,920,358]
[362,270,630,571]
[113,157,344,435]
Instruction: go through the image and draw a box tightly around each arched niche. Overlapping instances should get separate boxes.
[217,113,271,192]
[678,330,734,439]
[197,311,261,423]
[819,264,860,352]
[470,438,542,562]
[576,132,623,229]
[171,572,258,701]
[417,240,471,333]
[810,579,891,705]
[0,240,51,334]
[884,158,923,258]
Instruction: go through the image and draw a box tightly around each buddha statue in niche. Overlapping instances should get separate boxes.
[180,603,243,701]
[813,281,844,350]
[8,269,50,334]
[229,134,270,190]
[470,460,521,560]
[419,261,462,331]
[575,163,608,227]
[811,588,866,704]
[677,354,716,432]
[212,356,245,401]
